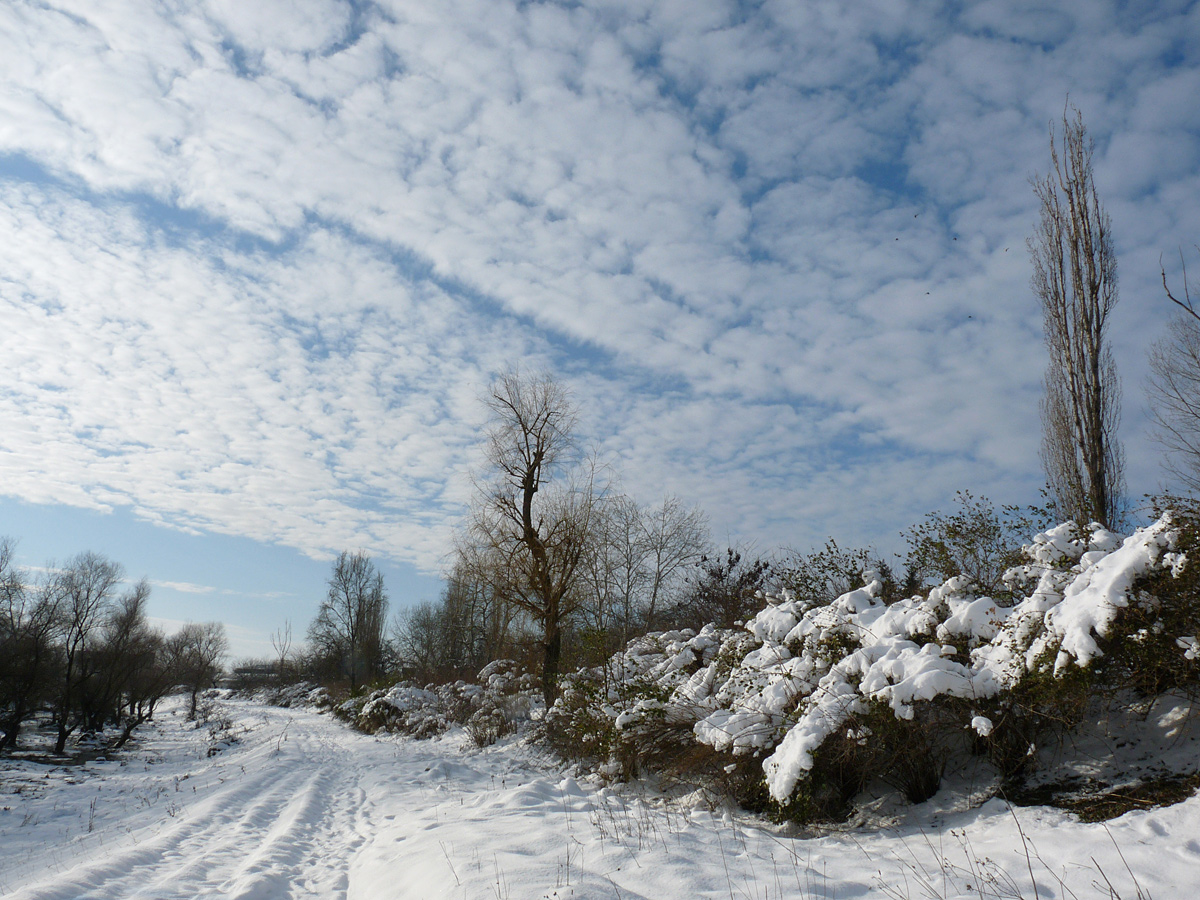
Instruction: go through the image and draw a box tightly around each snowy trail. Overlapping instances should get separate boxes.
[2,697,1196,899]
[1,706,381,900]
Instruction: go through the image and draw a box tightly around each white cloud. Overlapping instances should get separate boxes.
[150,579,216,595]
[1,0,1198,570]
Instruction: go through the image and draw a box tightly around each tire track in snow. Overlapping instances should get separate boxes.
[4,706,379,900]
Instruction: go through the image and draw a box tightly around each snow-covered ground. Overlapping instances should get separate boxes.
[1,696,1197,899]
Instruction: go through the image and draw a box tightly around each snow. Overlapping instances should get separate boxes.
[2,694,1198,898]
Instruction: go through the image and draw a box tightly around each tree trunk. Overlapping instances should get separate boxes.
[1,717,20,749]
[542,623,562,710]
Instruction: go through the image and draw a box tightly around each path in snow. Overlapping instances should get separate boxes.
[1,697,1196,899]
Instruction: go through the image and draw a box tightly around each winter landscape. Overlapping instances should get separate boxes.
[4,2,1200,898]
[7,509,1200,898]
[0,682,1197,900]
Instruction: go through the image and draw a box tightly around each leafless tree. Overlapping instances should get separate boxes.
[393,565,522,682]
[576,494,645,653]
[49,552,124,753]
[78,579,153,731]
[271,620,293,681]
[1028,106,1124,528]
[112,628,172,748]
[307,551,388,691]
[640,495,710,629]
[167,621,228,720]
[577,493,710,645]
[1148,248,1200,491]
[86,582,173,746]
[457,369,602,707]
[1,540,60,748]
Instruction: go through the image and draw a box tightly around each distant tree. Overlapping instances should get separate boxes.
[638,495,711,631]
[1148,248,1200,492]
[112,628,172,747]
[271,621,293,681]
[456,370,603,707]
[167,621,228,720]
[576,493,710,650]
[307,551,388,691]
[77,579,154,732]
[88,586,174,747]
[393,566,523,683]
[576,493,644,655]
[1028,106,1124,528]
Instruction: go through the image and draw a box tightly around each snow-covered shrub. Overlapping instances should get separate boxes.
[257,682,330,709]
[569,515,1192,821]
[545,626,773,793]
[760,519,1185,806]
[354,660,539,742]
[1086,499,1200,698]
[466,659,536,747]
[356,684,453,738]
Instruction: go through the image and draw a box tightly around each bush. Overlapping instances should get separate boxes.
[352,659,539,744]
[903,491,1054,597]
[548,514,1192,825]
[1091,497,1200,699]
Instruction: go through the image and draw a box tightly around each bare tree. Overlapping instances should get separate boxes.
[393,565,522,683]
[640,495,710,629]
[1,539,61,748]
[49,552,124,753]
[307,551,388,691]
[1148,249,1200,491]
[112,627,172,748]
[86,582,173,746]
[577,493,710,644]
[1028,106,1124,528]
[271,621,293,681]
[457,370,602,707]
[167,621,228,720]
[576,494,646,653]
[78,579,153,732]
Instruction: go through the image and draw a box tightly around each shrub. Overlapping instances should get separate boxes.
[352,659,539,743]
[903,491,1054,597]
[542,513,1191,825]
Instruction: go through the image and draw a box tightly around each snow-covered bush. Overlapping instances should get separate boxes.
[564,514,1195,821]
[354,660,539,743]
[545,627,745,781]
[246,681,329,709]
[355,684,454,737]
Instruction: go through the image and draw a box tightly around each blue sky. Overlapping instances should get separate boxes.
[2,0,1199,659]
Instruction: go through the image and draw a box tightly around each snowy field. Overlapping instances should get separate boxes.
[1,696,1197,900]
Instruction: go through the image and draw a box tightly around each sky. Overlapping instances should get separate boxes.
[1,0,1199,660]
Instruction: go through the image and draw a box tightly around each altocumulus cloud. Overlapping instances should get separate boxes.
[1,0,1199,569]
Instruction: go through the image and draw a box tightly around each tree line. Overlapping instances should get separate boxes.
[289,490,717,700]
[0,541,226,753]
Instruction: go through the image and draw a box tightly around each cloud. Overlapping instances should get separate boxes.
[1,0,1198,571]
[150,579,216,595]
